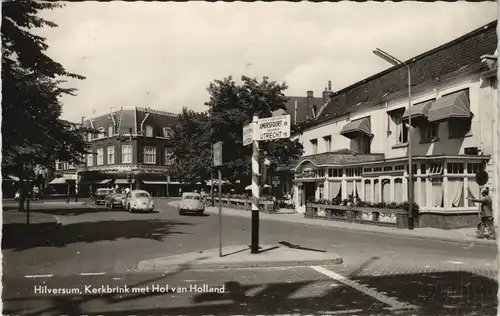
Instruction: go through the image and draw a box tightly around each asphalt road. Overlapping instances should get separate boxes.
[2,199,498,315]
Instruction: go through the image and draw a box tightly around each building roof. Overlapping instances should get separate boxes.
[273,96,324,124]
[83,107,178,135]
[316,20,498,124]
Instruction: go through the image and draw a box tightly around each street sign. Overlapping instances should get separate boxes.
[213,141,223,167]
[243,123,254,146]
[257,115,291,141]
[475,169,489,186]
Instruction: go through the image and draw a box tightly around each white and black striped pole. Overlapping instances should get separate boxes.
[251,115,260,254]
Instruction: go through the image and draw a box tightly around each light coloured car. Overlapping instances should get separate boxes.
[95,188,114,205]
[178,192,204,215]
[124,190,155,213]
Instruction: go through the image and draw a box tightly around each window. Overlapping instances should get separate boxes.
[96,148,104,165]
[363,167,372,173]
[87,153,94,167]
[346,167,362,177]
[420,122,439,141]
[390,109,409,144]
[318,184,324,199]
[143,146,156,164]
[323,136,331,152]
[355,135,371,153]
[55,161,62,170]
[164,148,174,165]
[448,119,471,138]
[447,162,464,174]
[98,128,105,138]
[107,146,115,164]
[87,133,92,142]
[421,163,427,174]
[121,145,132,163]
[68,162,75,169]
[383,166,393,172]
[163,127,172,138]
[406,163,417,175]
[310,139,318,154]
[429,163,443,174]
[395,165,405,171]
[145,125,153,137]
[373,167,382,172]
[328,168,342,178]
[108,125,114,137]
[467,162,484,174]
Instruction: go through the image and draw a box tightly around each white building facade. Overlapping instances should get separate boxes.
[291,21,498,229]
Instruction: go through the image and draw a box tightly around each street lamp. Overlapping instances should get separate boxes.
[373,47,414,230]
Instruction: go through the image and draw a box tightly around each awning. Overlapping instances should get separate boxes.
[143,181,169,185]
[427,90,471,122]
[340,117,373,139]
[49,177,67,185]
[115,179,134,184]
[99,179,112,185]
[245,184,271,190]
[8,175,19,181]
[206,179,230,186]
[402,101,433,126]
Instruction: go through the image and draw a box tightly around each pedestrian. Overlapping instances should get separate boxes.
[468,187,495,239]
[178,188,182,197]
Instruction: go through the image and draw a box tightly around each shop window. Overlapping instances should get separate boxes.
[467,162,484,174]
[346,167,362,177]
[328,168,342,178]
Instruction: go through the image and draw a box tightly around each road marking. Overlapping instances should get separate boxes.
[310,266,419,311]
[80,272,106,276]
[25,274,53,278]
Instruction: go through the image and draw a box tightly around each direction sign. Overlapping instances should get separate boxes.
[213,142,223,167]
[243,123,254,147]
[257,115,291,141]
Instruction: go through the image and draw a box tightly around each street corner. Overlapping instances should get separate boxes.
[135,244,343,272]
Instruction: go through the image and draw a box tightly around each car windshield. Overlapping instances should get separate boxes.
[184,195,200,200]
[135,192,150,198]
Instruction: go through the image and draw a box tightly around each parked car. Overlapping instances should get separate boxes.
[178,192,204,215]
[94,188,114,205]
[104,192,126,209]
[124,190,155,213]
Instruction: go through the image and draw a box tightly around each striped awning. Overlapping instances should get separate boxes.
[428,90,471,122]
[49,177,67,185]
[143,181,169,185]
[99,179,112,184]
[340,117,372,139]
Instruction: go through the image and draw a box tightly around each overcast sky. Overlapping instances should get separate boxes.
[37,2,498,122]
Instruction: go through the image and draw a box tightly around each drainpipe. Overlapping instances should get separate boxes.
[294,100,298,124]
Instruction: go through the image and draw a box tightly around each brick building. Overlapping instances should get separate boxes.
[79,106,179,197]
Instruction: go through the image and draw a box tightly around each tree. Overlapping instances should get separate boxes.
[171,75,304,187]
[2,2,92,211]
[170,108,213,184]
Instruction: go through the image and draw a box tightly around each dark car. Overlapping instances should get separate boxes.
[104,193,126,209]
[94,188,114,205]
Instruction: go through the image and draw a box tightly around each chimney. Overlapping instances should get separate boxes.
[307,90,315,118]
[322,81,334,105]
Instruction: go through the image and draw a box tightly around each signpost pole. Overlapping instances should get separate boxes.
[218,168,223,257]
[251,116,260,254]
[213,141,223,257]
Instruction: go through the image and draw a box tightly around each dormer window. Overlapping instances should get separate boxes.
[98,127,105,138]
[145,125,153,137]
[163,127,172,138]
[108,125,114,137]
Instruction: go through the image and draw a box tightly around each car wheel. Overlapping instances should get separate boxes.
[198,210,204,215]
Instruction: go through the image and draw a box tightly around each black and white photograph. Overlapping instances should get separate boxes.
[2,1,499,315]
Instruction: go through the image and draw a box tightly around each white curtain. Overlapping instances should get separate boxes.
[412,179,418,205]
[382,179,391,203]
[394,178,403,203]
[448,179,464,207]
[329,181,341,199]
[420,179,427,208]
[468,180,480,207]
[364,180,372,203]
[432,182,444,207]
[355,180,363,201]
[346,181,354,197]
[374,180,380,202]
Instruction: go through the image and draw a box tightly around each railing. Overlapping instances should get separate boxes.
[204,197,275,213]
[305,203,411,229]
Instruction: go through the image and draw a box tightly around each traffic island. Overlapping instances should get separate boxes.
[135,244,343,272]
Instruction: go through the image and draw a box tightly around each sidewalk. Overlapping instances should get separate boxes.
[167,201,496,246]
[2,210,60,226]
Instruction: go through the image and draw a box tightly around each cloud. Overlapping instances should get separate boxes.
[35,2,498,121]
